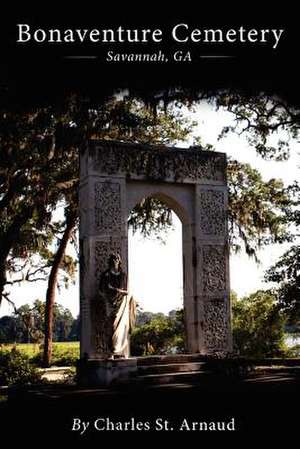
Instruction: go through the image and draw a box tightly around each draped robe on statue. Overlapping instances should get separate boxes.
[96,262,136,358]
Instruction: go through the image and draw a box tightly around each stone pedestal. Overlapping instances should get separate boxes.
[77,358,137,387]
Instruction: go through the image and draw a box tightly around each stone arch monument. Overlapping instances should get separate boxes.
[78,140,232,385]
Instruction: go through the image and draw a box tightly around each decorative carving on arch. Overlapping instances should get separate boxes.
[203,299,228,350]
[94,181,121,233]
[202,245,226,296]
[91,141,225,182]
[199,190,225,235]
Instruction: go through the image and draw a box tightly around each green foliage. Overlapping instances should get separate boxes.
[49,343,79,366]
[134,309,166,326]
[131,309,184,356]
[128,197,173,240]
[0,315,16,343]
[1,342,41,357]
[265,245,300,324]
[0,95,197,307]
[31,342,79,366]
[0,103,78,307]
[215,92,299,161]
[90,98,195,145]
[0,300,79,344]
[232,290,287,358]
[285,344,300,358]
[1,342,80,367]
[228,160,294,258]
[0,347,42,386]
[263,182,300,323]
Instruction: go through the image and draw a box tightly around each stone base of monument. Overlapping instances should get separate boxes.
[76,358,138,387]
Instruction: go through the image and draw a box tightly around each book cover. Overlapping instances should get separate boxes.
[0,6,299,444]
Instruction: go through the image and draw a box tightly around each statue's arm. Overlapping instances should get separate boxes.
[108,273,128,295]
[108,283,128,296]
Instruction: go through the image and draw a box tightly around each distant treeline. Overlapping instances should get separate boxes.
[0,300,79,344]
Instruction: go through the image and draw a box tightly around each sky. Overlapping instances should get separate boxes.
[1,101,299,317]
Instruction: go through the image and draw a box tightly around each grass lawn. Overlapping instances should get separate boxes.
[1,342,80,366]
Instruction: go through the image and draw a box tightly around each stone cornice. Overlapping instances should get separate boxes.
[87,140,226,183]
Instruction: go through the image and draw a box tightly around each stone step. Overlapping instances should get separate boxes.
[138,361,207,375]
[136,354,206,366]
[136,370,212,385]
[38,367,73,382]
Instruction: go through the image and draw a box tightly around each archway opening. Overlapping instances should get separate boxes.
[128,196,186,356]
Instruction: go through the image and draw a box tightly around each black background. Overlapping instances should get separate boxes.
[0,6,298,108]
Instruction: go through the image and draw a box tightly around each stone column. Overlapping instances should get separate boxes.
[79,148,128,358]
[193,185,232,354]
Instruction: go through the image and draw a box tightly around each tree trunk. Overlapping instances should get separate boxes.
[0,265,7,307]
[42,213,76,367]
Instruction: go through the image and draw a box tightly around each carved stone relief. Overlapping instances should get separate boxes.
[203,245,226,295]
[94,181,121,233]
[204,300,228,350]
[199,190,225,235]
[92,143,225,182]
